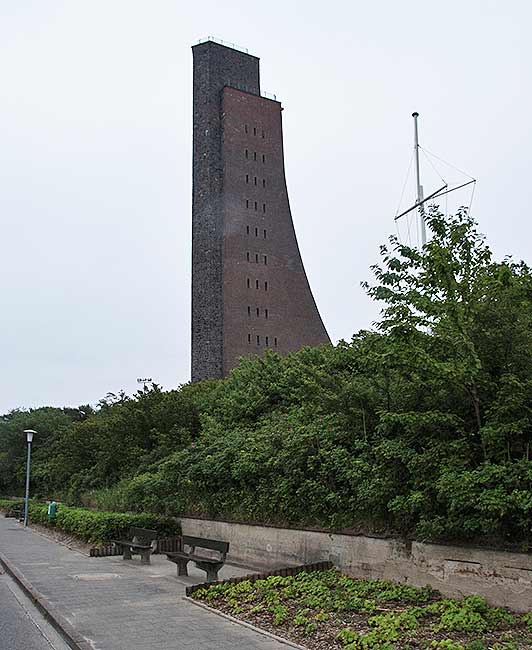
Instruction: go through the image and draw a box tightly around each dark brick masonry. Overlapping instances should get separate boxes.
[192,40,330,382]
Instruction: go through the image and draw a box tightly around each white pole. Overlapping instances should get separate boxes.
[24,439,32,527]
[23,429,35,528]
[412,112,427,246]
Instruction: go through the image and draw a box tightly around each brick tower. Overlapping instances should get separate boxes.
[192,39,330,382]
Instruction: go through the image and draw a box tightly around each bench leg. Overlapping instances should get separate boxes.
[140,550,151,565]
[205,566,219,582]
[176,559,189,577]
[196,561,223,583]
[123,546,132,560]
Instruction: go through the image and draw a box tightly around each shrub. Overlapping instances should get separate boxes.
[0,498,24,515]
[2,212,532,547]
[27,503,179,543]
[521,612,532,630]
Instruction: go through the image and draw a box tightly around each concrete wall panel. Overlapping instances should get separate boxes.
[180,517,532,612]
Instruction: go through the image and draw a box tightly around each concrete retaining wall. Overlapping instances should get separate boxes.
[180,517,532,612]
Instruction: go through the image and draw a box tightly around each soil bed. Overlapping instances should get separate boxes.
[192,569,532,649]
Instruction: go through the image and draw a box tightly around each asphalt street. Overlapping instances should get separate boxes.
[0,570,69,650]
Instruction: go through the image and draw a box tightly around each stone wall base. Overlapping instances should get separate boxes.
[180,517,532,612]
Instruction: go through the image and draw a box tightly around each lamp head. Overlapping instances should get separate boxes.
[24,429,36,443]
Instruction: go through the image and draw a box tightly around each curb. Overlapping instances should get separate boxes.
[184,596,309,650]
[0,551,93,650]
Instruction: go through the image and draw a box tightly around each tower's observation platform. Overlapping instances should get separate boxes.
[192,40,330,381]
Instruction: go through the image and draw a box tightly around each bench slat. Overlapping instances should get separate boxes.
[166,551,222,565]
[129,527,157,543]
[112,540,153,550]
[182,535,229,554]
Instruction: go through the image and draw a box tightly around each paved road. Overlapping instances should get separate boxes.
[0,519,287,650]
[0,570,69,650]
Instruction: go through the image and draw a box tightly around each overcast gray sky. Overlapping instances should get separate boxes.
[1,0,530,413]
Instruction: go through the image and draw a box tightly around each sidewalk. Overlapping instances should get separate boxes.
[0,517,288,650]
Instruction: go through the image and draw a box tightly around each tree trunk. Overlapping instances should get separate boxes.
[468,383,486,460]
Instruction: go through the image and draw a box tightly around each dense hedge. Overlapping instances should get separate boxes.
[0,499,180,544]
[1,211,531,548]
[0,498,24,516]
[29,504,180,543]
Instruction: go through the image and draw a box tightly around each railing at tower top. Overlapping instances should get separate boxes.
[225,80,279,102]
[197,36,250,54]
[197,37,279,102]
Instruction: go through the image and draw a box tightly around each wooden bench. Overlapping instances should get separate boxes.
[112,527,158,564]
[5,504,23,521]
[165,535,229,582]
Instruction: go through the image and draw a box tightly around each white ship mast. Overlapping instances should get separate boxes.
[394,112,476,246]
[412,112,427,246]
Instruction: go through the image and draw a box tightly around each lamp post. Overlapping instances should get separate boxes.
[23,429,36,528]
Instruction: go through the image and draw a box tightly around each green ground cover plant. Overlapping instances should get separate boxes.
[0,500,180,544]
[1,210,531,547]
[192,570,532,650]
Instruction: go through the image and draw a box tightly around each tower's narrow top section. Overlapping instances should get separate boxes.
[192,38,260,98]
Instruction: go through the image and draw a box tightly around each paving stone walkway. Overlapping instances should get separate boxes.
[0,518,288,650]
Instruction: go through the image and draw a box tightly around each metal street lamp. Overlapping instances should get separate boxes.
[23,430,36,528]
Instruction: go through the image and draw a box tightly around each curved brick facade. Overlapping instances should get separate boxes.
[192,41,330,382]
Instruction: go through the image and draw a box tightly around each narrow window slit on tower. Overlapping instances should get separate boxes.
[247,278,250,288]
[274,337,278,346]
[254,176,257,185]
[264,255,267,265]
[246,174,249,183]
[262,179,266,188]
[255,227,258,237]
[245,149,248,159]
[246,252,250,262]
[266,336,269,346]
[262,154,266,163]
[246,199,249,209]
[263,203,266,213]
[254,152,257,161]
[248,333,251,343]
[247,306,251,317]
[265,308,269,319]
[256,335,260,345]
[254,201,258,211]
[256,279,259,289]
[245,124,248,133]
[256,307,259,317]
[263,229,267,238]
[265,281,268,291]
[246,225,250,235]
[255,253,259,263]
[253,127,257,136]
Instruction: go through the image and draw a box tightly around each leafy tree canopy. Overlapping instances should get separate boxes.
[1,209,530,548]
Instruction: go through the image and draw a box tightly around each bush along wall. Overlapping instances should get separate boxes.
[0,500,180,545]
[2,211,532,549]
[0,498,24,517]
